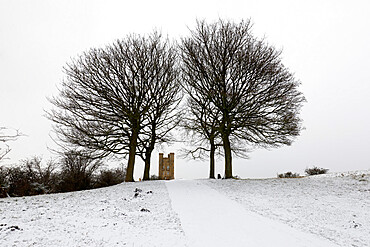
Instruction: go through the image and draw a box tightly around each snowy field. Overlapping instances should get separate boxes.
[0,181,186,246]
[206,171,370,247]
[1,170,369,246]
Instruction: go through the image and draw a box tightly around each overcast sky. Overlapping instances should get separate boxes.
[1,0,369,179]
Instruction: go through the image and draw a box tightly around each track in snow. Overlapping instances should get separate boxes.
[166,179,339,247]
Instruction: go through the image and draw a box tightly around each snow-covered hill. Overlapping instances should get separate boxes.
[205,170,370,247]
[0,181,186,246]
[1,170,369,246]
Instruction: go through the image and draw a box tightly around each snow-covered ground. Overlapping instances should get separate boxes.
[1,170,369,246]
[167,180,339,246]
[0,181,186,246]
[205,170,370,247]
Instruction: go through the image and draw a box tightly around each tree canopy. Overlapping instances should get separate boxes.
[181,19,305,178]
[48,19,305,181]
[48,32,181,182]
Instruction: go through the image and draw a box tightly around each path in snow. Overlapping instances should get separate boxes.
[166,180,339,247]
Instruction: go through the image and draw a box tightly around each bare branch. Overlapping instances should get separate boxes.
[181,18,305,178]
[47,32,181,181]
[0,127,23,162]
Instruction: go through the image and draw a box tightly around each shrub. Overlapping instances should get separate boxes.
[2,157,58,197]
[56,151,102,192]
[7,166,32,196]
[0,153,127,197]
[94,168,125,188]
[0,166,7,184]
[22,156,57,194]
[305,166,329,176]
[0,166,9,197]
[277,171,300,178]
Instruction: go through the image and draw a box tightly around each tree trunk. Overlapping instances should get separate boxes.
[223,134,233,179]
[125,129,138,182]
[209,139,216,179]
[142,128,156,181]
[142,149,152,181]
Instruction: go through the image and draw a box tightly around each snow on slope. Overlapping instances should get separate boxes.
[205,171,370,247]
[1,171,369,247]
[0,181,186,247]
[166,179,339,247]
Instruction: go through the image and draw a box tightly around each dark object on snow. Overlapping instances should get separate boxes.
[217,174,221,179]
[277,171,300,178]
[150,175,160,180]
[8,225,22,231]
[134,188,142,198]
[140,208,150,212]
[305,166,329,176]
[146,190,153,194]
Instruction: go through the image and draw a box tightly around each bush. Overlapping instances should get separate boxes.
[56,151,102,192]
[1,157,58,197]
[0,153,128,197]
[277,171,300,178]
[305,166,329,176]
[0,166,7,184]
[7,166,30,196]
[0,166,9,197]
[94,168,125,188]
[23,156,57,194]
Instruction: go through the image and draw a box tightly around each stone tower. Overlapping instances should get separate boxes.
[158,153,174,180]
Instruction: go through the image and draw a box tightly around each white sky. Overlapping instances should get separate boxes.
[1,0,369,179]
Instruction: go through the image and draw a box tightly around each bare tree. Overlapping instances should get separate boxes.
[137,63,183,180]
[181,19,305,178]
[47,32,179,182]
[181,93,222,179]
[0,127,21,162]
